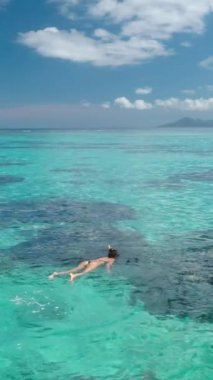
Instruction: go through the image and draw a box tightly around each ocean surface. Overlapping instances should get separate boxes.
[0,129,212,380]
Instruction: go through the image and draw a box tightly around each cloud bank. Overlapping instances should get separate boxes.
[115,97,153,110]
[114,96,213,111]
[18,0,213,66]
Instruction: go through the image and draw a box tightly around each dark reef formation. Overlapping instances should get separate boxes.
[1,198,212,323]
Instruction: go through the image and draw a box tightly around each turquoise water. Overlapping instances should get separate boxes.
[0,130,213,380]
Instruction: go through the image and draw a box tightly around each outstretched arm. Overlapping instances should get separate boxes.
[106,262,114,272]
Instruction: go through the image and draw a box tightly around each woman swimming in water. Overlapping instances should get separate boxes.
[48,245,119,282]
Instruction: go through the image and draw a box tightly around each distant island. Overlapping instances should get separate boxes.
[158,117,213,128]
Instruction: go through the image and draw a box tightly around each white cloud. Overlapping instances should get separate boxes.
[134,99,153,110]
[155,98,180,107]
[101,102,111,109]
[89,0,213,38]
[155,97,213,110]
[18,0,213,67]
[48,0,81,19]
[114,95,213,111]
[200,56,213,70]
[135,87,152,95]
[93,28,115,41]
[181,89,196,95]
[115,97,133,109]
[115,97,152,110]
[18,27,168,67]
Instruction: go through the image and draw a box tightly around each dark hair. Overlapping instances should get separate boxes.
[108,247,119,259]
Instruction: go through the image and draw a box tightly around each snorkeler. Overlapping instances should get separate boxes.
[48,245,119,282]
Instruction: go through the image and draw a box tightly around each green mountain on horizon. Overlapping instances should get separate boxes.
[158,117,213,128]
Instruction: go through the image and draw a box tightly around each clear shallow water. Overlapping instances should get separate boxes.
[0,130,213,380]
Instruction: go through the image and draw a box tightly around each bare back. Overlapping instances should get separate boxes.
[84,256,115,271]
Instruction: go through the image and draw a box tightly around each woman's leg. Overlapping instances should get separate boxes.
[70,263,96,282]
[48,261,89,279]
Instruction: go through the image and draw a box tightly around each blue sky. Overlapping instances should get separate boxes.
[1,0,213,128]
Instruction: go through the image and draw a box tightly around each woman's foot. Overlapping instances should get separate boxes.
[70,273,76,282]
[48,272,58,280]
